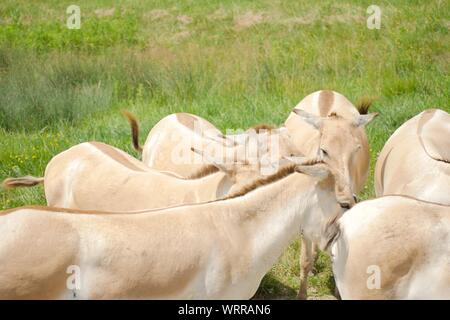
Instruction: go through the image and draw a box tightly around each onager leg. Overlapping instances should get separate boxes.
[298,236,317,300]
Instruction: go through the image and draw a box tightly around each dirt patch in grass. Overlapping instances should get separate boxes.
[172,30,191,42]
[94,8,116,18]
[234,11,265,30]
[177,15,193,25]
[444,20,450,29]
[233,5,365,30]
[279,4,364,26]
[145,9,171,20]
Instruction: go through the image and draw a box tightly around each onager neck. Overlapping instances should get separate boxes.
[218,171,333,289]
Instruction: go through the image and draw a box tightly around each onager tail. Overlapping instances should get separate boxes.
[2,176,44,189]
[122,110,143,153]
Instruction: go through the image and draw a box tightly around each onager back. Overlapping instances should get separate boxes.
[375,109,450,204]
[3,142,277,211]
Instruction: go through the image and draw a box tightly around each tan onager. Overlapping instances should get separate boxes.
[0,160,345,299]
[284,90,378,299]
[3,141,281,211]
[332,195,450,299]
[375,108,450,205]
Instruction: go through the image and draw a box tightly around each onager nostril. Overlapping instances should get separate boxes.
[340,202,351,209]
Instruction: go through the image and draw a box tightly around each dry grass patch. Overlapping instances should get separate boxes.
[94,8,116,18]
[177,15,193,25]
[172,30,191,42]
[234,11,266,30]
[145,9,171,21]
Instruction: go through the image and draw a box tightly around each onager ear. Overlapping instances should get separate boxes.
[295,163,331,181]
[292,109,323,129]
[354,112,378,127]
[190,147,233,173]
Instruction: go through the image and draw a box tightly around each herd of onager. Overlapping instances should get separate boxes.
[1,90,449,299]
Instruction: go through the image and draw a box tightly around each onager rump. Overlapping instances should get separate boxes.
[0,160,344,299]
[124,112,234,176]
[332,196,450,299]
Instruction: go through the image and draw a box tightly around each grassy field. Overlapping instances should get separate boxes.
[0,0,449,299]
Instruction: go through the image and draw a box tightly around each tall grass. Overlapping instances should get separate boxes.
[0,49,113,130]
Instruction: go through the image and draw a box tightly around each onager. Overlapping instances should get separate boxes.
[284,90,378,299]
[375,109,450,204]
[2,141,282,211]
[0,159,345,299]
[332,195,450,299]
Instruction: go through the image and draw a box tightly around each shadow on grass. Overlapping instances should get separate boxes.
[252,274,297,300]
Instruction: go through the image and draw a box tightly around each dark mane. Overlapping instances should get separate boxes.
[223,158,324,200]
[247,123,277,133]
[187,165,220,179]
[356,96,375,115]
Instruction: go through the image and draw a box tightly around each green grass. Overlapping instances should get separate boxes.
[0,0,449,299]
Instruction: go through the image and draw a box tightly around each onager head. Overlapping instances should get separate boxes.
[292,109,378,208]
